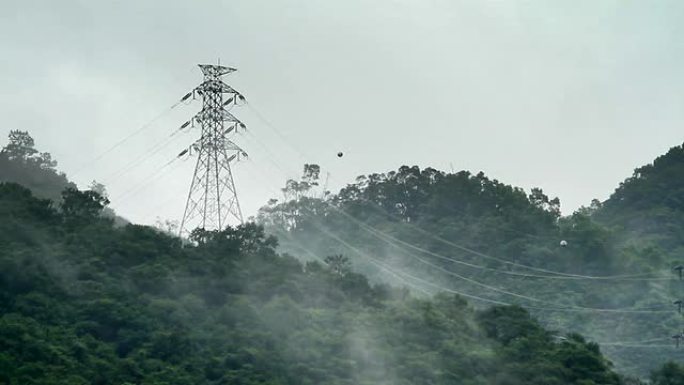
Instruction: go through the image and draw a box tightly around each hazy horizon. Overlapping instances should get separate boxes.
[2,0,683,225]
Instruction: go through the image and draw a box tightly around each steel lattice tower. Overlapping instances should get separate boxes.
[179,64,247,237]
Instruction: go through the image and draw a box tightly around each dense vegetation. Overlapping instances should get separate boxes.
[596,144,684,254]
[2,132,684,383]
[0,130,74,202]
[258,147,684,377]
[0,130,122,225]
[0,181,629,384]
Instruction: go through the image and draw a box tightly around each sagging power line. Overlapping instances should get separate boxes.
[244,101,670,282]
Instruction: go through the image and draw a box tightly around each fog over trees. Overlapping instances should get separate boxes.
[3,132,684,383]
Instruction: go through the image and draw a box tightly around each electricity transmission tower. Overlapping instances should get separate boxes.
[179,64,247,237]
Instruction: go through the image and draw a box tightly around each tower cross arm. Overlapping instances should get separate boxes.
[224,140,247,155]
[196,80,241,95]
[198,64,237,76]
[194,109,242,124]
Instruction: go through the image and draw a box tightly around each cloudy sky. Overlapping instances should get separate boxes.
[1,0,683,226]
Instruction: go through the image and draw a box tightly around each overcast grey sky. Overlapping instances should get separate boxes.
[1,0,683,226]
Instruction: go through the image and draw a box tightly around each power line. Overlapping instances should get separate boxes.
[321,218,672,313]
[71,97,186,179]
[244,103,670,281]
[239,162,435,296]
[337,200,663,280]
[240,111,671,283]
[241,150,676,317]
[338,209,665,281]
[103,128,189,186]
[231,126,674,314]
[598,337,670,346]
[246,152,674,313]
[315,222,671,313]
[112,156,181,204]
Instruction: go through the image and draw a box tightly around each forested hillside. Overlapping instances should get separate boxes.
[2,133,684,383]
[0,130,123,226]
[0,180,630,384]
[258,146,684,377]
[596,144,684,253]
[0,130,74,202]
